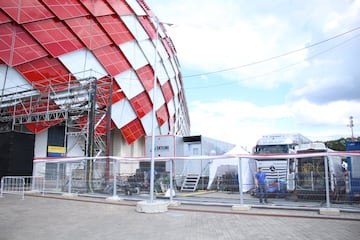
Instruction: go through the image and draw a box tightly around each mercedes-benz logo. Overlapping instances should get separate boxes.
[270,166,276,172]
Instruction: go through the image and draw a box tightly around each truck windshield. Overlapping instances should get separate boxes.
[254,145,289,154]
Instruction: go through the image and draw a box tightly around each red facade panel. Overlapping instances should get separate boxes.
[130,91,152,118]
[77,115,115,137]
[80,0,114,16]
[66,16,112,50]
[161,80,174,103]
[97,15,134,45]
[136,64,154,92]
[0,10,11,24]
[156,104,169,126]
[138,16,156,40]
[25,120,63,133]
[0,23,47,66]
[0,0,53,24]
[95,118,116,136]
[120,118,145,144]
[43,0,89,20]
[24,18,84,57]
[106,0,133,16]
[93,45,131,76]
[15,57,73,89]
[111,82,126,104]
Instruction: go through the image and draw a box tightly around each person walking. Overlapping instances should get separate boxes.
[255,167,268,203]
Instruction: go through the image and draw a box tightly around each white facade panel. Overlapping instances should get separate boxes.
[156,63,169,85]
[163,58,176,79]
[121,15,148,41]
[140,111,154,136]
[169,77,179,96]
[170,57,179,76]
[0,65,33,95]
[66,136,85,156]
[149,84,165,110]
[111,98,137,129]
[119,40,148,70]
[138,39,160,66]
[114,69,144,99]
[167,98,175,118]
[34,130,48,158]
[125,0,147,16]
[59,49,107,78]
[153,38,168,61]
[160,121,169,135]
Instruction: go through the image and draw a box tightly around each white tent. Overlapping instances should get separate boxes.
[207,145,256,192]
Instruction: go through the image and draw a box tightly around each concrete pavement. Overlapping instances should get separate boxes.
[0,193,359,240]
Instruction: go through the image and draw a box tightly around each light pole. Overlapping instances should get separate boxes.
[149,19,174,202]
[349,116,355,141]
[149,18,159,202]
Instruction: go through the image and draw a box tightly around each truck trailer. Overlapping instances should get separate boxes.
[292,142,346,200]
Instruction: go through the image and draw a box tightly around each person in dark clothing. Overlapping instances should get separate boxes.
[255,167,268,203]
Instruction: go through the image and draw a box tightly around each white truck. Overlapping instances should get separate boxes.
[253,133,312,196]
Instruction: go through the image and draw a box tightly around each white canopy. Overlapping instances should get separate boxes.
[207,145,255,192]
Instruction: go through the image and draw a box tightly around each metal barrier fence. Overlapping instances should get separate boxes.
[0,176,45,199]
[29,152,360,211]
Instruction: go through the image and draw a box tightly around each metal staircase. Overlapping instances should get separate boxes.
[181,174,200,192]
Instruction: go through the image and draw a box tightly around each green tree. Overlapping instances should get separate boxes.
[325,137,360,151]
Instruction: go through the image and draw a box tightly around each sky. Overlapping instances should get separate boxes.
[146,0,360,151]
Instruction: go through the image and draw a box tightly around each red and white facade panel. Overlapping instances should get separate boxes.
[0,0,190,157]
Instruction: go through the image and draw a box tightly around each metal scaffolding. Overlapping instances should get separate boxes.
[0,73,113,157]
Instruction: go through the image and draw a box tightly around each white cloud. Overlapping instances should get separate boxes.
[188,98,359,149]
[189,99,293,149]
[151,0,359,89]
[147,0,360,147]
[151,0,317,89]
[290,99,360,126]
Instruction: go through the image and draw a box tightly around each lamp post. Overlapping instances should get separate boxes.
[149,19,174,202]
[136,18,175,213]
[349,116,355,141]
[149,19,159,202]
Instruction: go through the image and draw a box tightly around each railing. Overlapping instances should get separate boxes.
[25,151,360,212]
[1,176,45,199]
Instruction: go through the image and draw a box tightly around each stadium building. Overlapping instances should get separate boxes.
[0,0,191,177]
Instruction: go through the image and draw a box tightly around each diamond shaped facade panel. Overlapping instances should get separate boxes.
[42,0,89,20]
[0,0,54,24]
[24,18,84,57]
[0,0,190,146]
[0,23,48,66]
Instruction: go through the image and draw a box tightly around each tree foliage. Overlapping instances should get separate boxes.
[325,137,360,151]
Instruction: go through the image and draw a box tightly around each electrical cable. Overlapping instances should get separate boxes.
[182,26,360,79]
[184,31,360,90]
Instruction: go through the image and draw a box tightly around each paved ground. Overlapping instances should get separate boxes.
[1,193,360,240]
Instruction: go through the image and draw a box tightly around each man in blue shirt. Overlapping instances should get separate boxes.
[255,167,268,203]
